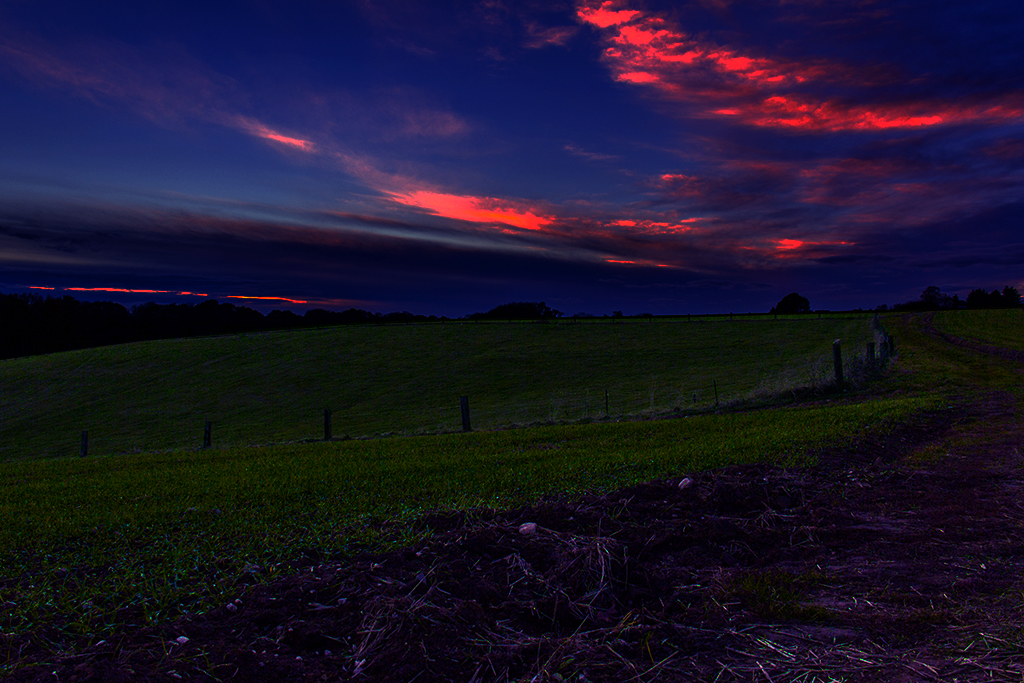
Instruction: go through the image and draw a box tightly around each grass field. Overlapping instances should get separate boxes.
[0,315,877,461]
[0,395,930,646]
[930,308,1024,349]
[0,310,970,655]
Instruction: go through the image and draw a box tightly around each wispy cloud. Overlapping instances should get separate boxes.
[564,143,619,161]
[0,31,319,153]
[576,0,1024,132]
[386,190,555,232]
[233,116,315,152]
[524,23,579,48]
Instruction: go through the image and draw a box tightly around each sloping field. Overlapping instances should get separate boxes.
[1,310,1022,681]
[930,308,1024,349]
[0,315,876,461]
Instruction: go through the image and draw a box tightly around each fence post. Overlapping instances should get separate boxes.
[80,430,88,457]
[203,421,212,449]
[833,339,844,388]
[867,342,875,363]
[713,380,719,406]
[460,396,472,432]
[324,407,332,441]
[605,390,609,417]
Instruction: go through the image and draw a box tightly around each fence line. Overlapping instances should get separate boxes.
[65,337,890,457]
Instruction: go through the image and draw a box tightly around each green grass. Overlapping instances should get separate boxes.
[0,394,930,645]
[0,316,876,461]
[880,312,1024,393]
[9,308,1017,654]
[930,308,1024,350]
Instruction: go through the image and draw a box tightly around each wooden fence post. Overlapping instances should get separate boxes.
[605,389,609,417]
[867,342,875,363]
[324,407,332,441]
[80,430,88,457]
[460,396,472,432]
[203,421,212,449]
[833,339,844,388]
[713,380,719,406]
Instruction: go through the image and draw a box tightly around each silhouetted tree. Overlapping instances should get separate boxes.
[770,292,811,314]
[966,286,1020,309]
[468,301,563,320]
[893,286,960,311]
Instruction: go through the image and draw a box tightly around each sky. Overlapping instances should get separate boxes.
[1,0,1022,316]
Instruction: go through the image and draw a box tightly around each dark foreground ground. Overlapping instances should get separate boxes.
[6,389,1023,683]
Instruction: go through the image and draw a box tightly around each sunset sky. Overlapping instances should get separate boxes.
[1,0,1022,316]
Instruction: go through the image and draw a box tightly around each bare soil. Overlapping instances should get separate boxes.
[5,346,1024,681]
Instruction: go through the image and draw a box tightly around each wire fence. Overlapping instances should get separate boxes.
[79,339,892,456]
[4,316,894,459]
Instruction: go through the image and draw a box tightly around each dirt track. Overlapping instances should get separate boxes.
[6,330,1024,682]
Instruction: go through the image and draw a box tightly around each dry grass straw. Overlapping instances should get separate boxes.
[704,626,1024,682]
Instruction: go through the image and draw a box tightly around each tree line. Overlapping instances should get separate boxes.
[3,287,1019,361]
[0,295,575,360]
[771,286,1022,315]
[0,294,447,360]
[883,285,1022,312]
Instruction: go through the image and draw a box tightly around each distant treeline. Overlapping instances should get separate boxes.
[882,285,1023,312]
[0,295,579,360]
[0,294,448,360]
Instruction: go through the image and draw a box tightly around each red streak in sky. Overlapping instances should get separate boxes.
[224,295,308,304]
[389,190,553,231]
[235,116,315,152]
[28,287,311,303]
[66,287,205,295]
[606,257,678,269]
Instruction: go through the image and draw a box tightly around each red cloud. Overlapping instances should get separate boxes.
[234,117,315,152]
[611,217,700,234]
[388,190,554,231]
[577,3,640,28]
[577,0,1024,132]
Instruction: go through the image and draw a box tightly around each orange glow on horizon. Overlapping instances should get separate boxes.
[776,239,804,250]
[389,190,553,231]
[28,286,55,290]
